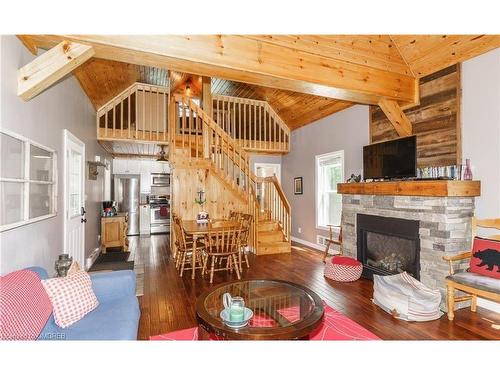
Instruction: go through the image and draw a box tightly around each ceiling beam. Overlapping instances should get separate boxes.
[17,35,38,55]
[23,35,418,106]
[378,98,412,137]
[18,40,95,101]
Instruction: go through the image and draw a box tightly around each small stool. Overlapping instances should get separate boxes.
[324,256,363,282]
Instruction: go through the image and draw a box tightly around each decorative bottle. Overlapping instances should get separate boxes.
[463,159,473,180]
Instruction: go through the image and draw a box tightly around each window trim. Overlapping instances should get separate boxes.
[0,129,57,232]
[315,150,344,231]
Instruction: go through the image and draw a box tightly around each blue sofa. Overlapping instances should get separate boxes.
[28,267,140,340]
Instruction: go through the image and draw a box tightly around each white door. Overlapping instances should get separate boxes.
[254,163,281,208]
[63,130,86,267]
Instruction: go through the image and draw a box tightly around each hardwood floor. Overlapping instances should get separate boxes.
[132,235,499,340]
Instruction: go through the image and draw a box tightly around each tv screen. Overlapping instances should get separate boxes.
[363,136,417,180]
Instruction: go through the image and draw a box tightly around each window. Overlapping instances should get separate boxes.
[315,150,344,229]
[0,130,57,231]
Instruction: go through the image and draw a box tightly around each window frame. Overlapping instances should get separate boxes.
[0,129,57,232]
[315,150,344,231]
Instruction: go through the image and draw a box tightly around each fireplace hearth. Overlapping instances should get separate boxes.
[357,214,420,280]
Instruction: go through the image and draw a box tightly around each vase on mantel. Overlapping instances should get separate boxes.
[463,159,473,180]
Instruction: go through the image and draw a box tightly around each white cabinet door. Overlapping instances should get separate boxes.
[113,159,127,174]
[140,161,151,193]
[113,159,141,175]
[126,160,141,174]
[139,204,150,234]
[151,161,170,173]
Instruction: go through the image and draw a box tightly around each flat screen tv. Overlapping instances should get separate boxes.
[363,136,417,180]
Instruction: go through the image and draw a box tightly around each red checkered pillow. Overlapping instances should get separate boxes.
[41,271,99,328]
[0,269,53,340]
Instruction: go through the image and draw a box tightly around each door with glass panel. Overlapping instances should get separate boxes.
[64,130,86,267]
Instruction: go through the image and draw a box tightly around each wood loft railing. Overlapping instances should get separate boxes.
[258,176,291,243]
[212,95,290,154]
[96,83,170,144]
[172,94,259,250]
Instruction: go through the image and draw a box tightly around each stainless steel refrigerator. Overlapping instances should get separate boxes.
[113,174,140,235]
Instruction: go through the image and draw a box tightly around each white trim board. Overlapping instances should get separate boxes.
[292,236,326,252]
[478,298,500,314]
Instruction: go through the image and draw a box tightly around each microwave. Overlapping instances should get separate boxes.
[151,173,170,187]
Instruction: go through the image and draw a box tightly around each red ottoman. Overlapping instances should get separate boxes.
[324,256,363,282]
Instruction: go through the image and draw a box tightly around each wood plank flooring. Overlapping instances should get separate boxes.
[132,235,499,340]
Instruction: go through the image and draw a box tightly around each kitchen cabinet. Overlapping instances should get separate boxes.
[113,159,141,175]
[140,204,151,234]
[101,213,129,252]
[113,159,170,193]
[151,161,170,174]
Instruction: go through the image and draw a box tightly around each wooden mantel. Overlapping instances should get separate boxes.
[338,180,481,197]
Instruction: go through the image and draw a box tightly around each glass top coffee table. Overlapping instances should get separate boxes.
[195,279,324,340]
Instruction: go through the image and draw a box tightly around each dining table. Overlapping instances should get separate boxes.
[181,219,241,279]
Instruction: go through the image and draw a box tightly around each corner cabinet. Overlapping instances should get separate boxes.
[101,213,129,252]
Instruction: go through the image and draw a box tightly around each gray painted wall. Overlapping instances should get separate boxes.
[461,48,500,312]
[282,105,369,246]
[462,48,500,219]
[0,36,110,275]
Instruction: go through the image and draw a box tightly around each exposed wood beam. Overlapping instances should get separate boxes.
[17,40,95,101]
[17,35,38,55]
[378,98,412,137]
[201,76,212,117]
[23,35,418,106]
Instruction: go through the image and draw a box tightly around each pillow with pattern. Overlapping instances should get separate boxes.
[470,237,500,279]
[41,270,99,328]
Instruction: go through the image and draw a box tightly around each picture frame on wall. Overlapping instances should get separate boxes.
[294,177,303,195]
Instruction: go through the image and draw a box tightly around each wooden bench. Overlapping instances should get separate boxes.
[442,218,500,321]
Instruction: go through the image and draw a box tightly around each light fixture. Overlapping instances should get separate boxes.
[156,145,168,163]
[185,78,192,96]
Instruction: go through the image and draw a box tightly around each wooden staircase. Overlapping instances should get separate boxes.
[257,210,291,255]
[171,95,291,255]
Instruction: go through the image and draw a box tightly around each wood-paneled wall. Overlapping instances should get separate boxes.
[171,166,247,221]
[370,64,461,167]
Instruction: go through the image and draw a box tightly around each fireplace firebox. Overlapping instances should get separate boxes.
[357,214,420,280]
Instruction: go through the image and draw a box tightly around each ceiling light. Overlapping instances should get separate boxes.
[156,145,168,163]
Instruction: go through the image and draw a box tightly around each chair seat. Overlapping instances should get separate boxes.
[447,271,500,294]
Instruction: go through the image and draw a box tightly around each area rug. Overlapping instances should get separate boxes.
[88,251,134,272]
[149,302,380,340]
[88,250,143,297]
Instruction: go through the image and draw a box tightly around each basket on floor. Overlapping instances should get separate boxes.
[324,256,363,282]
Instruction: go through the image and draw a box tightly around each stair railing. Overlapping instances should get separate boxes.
[212,95,290,153]
[97,83,170,143]
[259,176,291,243]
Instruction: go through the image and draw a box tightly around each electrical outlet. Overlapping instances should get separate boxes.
[298,227,302,233]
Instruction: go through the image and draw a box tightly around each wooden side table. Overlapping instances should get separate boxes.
[101,213,129,253]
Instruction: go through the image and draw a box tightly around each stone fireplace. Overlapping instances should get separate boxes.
[357,214,420,280]
[338,180,480,311]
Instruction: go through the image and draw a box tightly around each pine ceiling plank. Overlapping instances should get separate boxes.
[248,35,412,76]
[391,35,500,77]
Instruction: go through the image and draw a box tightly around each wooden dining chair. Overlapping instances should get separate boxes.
[173,216,205,277]
[322,224,343,263]
[238,213,253,272]
[202,223,243,283]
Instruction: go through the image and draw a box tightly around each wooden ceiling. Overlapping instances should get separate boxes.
[19,34,500,130]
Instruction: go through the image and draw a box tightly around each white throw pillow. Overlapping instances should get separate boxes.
[41,270,99,328]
